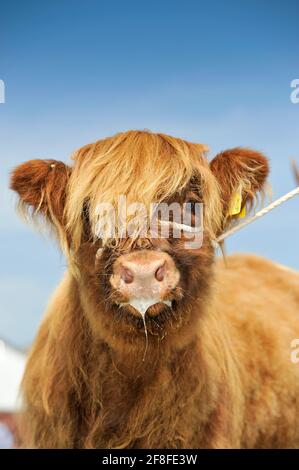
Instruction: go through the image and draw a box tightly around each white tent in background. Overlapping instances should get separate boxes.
[0,340,26,412]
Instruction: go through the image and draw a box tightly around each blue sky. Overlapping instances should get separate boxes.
[0,0,298,350]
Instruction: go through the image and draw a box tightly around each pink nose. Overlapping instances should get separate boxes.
[110,250,180,299]
[120,258,166,285]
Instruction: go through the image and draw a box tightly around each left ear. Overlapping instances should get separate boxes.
[10,159,71,232]
[210,147,269,226]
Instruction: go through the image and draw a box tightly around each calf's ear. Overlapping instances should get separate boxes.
[10,159,71,230]
[210,147,269,227]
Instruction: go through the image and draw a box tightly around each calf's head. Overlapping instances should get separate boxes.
[10,131,269,348]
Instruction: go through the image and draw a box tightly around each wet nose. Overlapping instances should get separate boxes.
[110,250,180,299]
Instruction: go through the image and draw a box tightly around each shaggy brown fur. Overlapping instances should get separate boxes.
[10,130,299,448]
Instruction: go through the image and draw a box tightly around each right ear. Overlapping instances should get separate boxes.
[10,159,71,231]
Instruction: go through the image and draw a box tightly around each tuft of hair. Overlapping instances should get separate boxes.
[65,130,223,252]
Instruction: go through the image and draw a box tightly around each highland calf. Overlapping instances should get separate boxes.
[11,130,299,448]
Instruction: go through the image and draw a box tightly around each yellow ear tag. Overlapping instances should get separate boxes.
[228,189,242,216]
[238,205,246,218]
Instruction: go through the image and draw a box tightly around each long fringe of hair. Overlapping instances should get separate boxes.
[65,130,223,254]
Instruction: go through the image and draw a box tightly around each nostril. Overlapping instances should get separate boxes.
[155,263,165,282]
[121,267,134,284]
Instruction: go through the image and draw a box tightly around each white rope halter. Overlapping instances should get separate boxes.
[216,186,299,245]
